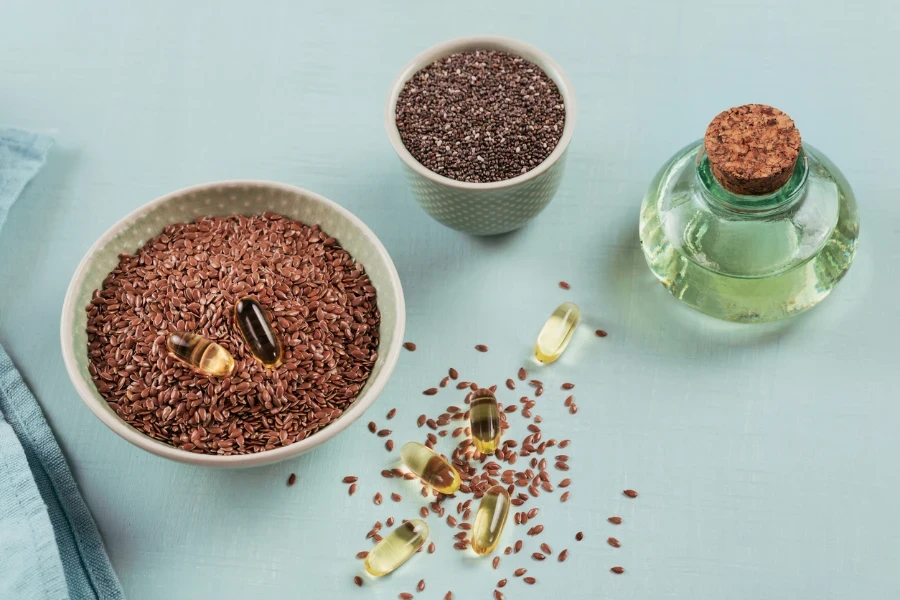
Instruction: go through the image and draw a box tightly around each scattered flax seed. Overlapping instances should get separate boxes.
[560,492,570,502]
[373,493,382,505]
[608,537,621,548]
[524,576,537,584]
[497,578,507,588]
[386,517,394,526]
[377,429,392,437]
[475,344,489,352]
[515,540,523,553]
[428,542,436,554]
[624,489,639,498]
[569,404,578,414]
[492,556,500,569]
[555,461,569,471]
[354,575,363,587]
[470,382,478,391]
[536,386,543,397]
[445,593,453,600]
[493,591,504,600]
[367,421,377,433]
[514,568,527,577]
[532,552,546,561]
[558,549,568,562]
[348,484,357,496]
[456,381,471,390]
[506,379,516,390]
[418,580,425,592]
[608,516,622,524]
[381,469,394,479]
[540,543,552,554]
[561,382,575,390]
[417,414,427,427]
[440,376,450,387]
[559,281,571,290]
[343,476,358,484]
[423,388,439,396]
[391,492,402,502]
[595,329,608,337]
[576,532,584,541]
[386,408,396,420]
[399,593,413,600]
[403,342,417,351]
[287,473,296,486]
[355,551,368,559]
[517,367,527,380]
[559,439,571,448]
[611,567,625,574]
[385,440,394,451]
[449,368,459,380]
[559,478,571,487]
[420,507,429,518]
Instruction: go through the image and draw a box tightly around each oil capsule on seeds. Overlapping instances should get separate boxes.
[401,442,461,494]
[234,297,282,368]
[470,389,501,455]
[472,485,511,555]
[166,332,235,377]
[364,519,430,577]
[534,302,580,364]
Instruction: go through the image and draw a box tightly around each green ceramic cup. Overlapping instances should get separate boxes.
[385,36,577,236]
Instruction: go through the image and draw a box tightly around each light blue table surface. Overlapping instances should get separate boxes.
[1,1,898,598]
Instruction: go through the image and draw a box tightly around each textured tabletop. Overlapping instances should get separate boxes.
[1,1,898,598]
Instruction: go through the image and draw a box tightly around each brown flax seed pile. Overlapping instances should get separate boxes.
[86,213,380,455]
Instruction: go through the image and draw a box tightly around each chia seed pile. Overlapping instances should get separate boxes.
[86,213,380,455]
[396,50,566,183]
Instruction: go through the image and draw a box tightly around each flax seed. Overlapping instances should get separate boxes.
[403,342,417,351]
[424,388,439,396]
[287,473,296,486]
[608,516,622,524]
[624,489,638,498]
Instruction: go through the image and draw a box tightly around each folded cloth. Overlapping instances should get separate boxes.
[0,128,124,599]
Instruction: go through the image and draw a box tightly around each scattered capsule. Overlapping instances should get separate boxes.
[364,519,430,577]
[234,297,282,368]
[534,302,580,364]
[472,485,511,555]
[166,332,234,377]
[401,442,461,494]
[470,389,501,455]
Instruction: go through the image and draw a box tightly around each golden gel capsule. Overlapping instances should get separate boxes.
[472,485,511,555]
[234,297,282,368]
[365,519,429,577]
[470,389,501,455]
[534,301,580,364]
[166,332,235,377]
[400,442,461,494]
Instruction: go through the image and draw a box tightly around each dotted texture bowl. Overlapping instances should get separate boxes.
[60,181,405,468]
[386,36,577,236]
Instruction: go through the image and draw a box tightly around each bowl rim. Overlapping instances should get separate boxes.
[384,35,577,191]
[60,180,406,467]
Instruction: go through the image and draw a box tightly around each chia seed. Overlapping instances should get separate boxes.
[396,50,565,183]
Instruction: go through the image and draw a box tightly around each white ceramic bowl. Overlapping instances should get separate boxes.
[61,181,405,468]
[386,36,577,236]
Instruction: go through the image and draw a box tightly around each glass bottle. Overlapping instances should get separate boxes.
[639,104,860,323]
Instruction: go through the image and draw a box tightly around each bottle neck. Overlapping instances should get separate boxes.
[696,147,809,216]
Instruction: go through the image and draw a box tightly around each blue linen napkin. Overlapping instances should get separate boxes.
[0,128,124,600]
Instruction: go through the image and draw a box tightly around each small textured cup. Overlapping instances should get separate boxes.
[385,36,577,236]
[61,181,405,468]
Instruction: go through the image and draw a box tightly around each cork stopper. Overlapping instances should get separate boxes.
[704,104,801,195]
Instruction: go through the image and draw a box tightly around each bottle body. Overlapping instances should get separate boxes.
[639,141,859,323]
